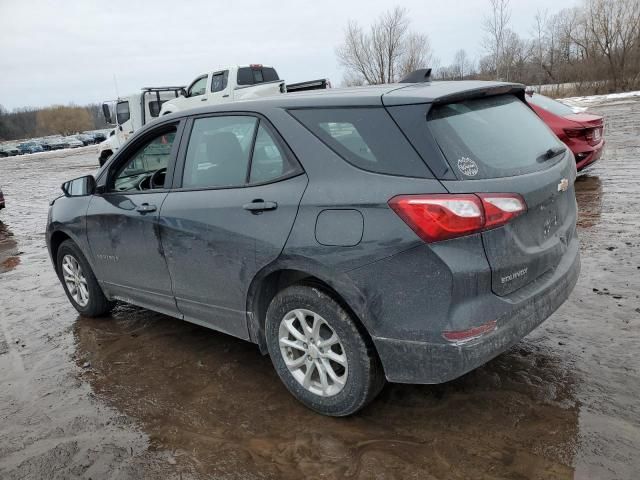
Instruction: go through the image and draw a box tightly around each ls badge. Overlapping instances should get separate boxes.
[557,178,569,192]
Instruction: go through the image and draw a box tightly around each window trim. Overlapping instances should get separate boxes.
[171,112,304,192]
[101,120,185,195]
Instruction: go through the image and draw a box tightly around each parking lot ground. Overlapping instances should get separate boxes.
[1,96,639,479]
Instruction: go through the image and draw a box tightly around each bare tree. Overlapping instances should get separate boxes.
[336,7,436,84]
[533,9,548,87]
[482,0,511,79]
[452,49,472,79]
[585,0,640,90]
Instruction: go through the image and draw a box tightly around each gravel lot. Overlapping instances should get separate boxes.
[1,96,639,479]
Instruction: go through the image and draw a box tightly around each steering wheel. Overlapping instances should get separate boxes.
[150,167,167,189]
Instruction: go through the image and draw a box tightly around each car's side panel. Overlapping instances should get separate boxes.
[85,191,179,317]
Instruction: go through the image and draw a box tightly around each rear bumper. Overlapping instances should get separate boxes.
[371,240,580,384]
[575,139,604,171]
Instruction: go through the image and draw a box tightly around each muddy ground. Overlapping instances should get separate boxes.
[1,97,639,479]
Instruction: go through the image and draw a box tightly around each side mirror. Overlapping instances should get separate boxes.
[61,175,96,197]
[179,88,187,97]
[102,103,113,124]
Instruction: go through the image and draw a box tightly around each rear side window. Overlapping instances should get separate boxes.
[211,71,229,93]
[237,67,279,85]
[526,93,575,117]
[249,123,298,183]
[148,100,165,118]
[428,95,563,179]
[290,107,431,177]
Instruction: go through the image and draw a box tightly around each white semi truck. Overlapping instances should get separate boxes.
[98,86,185,165]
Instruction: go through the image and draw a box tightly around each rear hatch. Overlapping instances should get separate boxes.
[420,92,577,296]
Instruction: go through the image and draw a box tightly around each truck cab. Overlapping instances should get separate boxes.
[159,65,285,115]
[98,86,185,165]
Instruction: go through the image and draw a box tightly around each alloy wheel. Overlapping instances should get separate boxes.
[278,308,348,397]
[61,254,89,307]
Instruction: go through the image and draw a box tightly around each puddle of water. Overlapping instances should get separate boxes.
[75,304,579,479]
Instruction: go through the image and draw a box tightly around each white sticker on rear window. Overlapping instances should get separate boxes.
[457,157,478,177]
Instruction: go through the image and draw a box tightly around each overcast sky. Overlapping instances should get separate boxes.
[0,0,579,110]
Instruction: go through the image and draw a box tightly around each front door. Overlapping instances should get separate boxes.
[87,122,182,316]
[160,114,307,339]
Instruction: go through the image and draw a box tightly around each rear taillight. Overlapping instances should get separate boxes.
[389,193,526,243]
[563,128,584,138]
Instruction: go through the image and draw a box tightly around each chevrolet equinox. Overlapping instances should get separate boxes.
[47,79,580,416]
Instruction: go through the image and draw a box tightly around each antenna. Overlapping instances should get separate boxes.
[113,74,120,98]
[399,68,432,84]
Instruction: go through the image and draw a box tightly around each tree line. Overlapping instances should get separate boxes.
[337,0,640,96]
[0,104,110,142]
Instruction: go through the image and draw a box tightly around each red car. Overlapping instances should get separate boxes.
[525,92,604,171]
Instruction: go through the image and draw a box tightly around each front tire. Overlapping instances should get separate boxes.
[265,284,385,416]
[56,240,114,317]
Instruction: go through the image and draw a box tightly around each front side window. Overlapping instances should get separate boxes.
[182,116,257,188]
[116,101,130,125]
[187,75,208,97]
[112,128,176,192]
[211,71,229,93]
[290,107,431,177]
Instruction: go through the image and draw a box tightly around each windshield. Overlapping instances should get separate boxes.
[527,93,575,116]
[428,94,563,179]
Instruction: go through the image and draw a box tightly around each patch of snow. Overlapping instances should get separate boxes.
[561,90,640,108]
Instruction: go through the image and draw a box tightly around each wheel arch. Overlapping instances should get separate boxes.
[48,228,94,275]
[246,257,377,359]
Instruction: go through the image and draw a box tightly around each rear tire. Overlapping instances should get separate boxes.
[265,284,385,416]
[56,240,114,317]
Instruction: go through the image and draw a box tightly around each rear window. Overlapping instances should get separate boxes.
[428,95,563,179]
[237,67,279,86]
[290,107,431,177]
[526,93,575,116]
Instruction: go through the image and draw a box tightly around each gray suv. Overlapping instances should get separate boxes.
[47,80,580,416]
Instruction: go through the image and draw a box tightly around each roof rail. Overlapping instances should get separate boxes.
[141,86,186,92]
[399,68,432,84]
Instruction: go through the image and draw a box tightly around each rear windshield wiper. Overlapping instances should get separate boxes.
[537,146,567,162]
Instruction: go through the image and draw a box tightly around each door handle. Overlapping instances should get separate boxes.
[243,200,278,213]
[136,203,157,213]
[222,94,229,98]
[201,97,207,101]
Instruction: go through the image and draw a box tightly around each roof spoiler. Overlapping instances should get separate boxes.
[399,68,432,84]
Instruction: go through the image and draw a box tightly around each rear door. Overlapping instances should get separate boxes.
[403,94,577,296]
[159,113,306,339]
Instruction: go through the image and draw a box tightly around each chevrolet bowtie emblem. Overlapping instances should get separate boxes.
[557,178,569,192]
